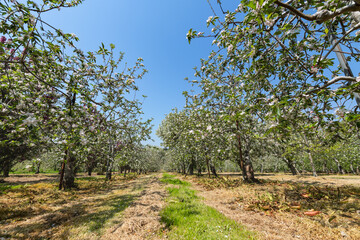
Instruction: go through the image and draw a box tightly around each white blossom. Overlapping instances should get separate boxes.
[227,44,234,53]
[23,116,38,126]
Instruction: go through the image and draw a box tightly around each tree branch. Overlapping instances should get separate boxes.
[275,1,360,23]
[307,76,357,94]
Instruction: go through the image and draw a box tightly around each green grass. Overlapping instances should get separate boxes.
[0,184,24,194]
[160,173,257,240]
[10,170,59,174]
[161,173,190,186]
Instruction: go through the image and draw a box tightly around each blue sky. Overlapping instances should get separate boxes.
[42,0,236,146]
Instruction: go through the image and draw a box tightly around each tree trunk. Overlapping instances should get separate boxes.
[106,170,112,180]
[235,120,257,182]
[59,159,66,190]
[35,163,41,174]
[307,151,317,177]
[63,154,76,189]
[106,162,112,180]
[243,149,256,182]
[87,163,93,176]
[283,157,299,175]
[210,165,218,177]
[334,158,345,174]
[2,160,11,177]
[205,157,211,177]
[350,161,356,175]
[188,158,195,175]
[60,80,77,190]
[302,135,317,177]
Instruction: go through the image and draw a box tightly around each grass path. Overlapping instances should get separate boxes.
[102,174,167,240]
[159,173,257,240]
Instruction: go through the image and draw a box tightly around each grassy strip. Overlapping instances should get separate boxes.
[160,173,190,186]
[160,173,256,240]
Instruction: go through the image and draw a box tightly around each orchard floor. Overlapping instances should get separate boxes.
[244,172,359,187]
[181,173,360,240]
[0,173,167,240]
[1,172,359,240]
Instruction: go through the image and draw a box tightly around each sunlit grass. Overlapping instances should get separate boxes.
[0,174,143,239]
[160,173,257,240]
[161,173,190,186]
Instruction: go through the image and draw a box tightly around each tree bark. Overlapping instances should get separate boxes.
[63,154,76,189]
[350,161,356,175]
[235,120,257,182]
[106,161,113,180]
[35,163,41,174]
[283,157,300,175]
[59,159,66,190]
[243,149,256,181]
[307,151,317,177]
[2,160,11,177]
[188,158,195,175]
[334,158,345,174]
[206,157,211,178]
[210,165,218,177]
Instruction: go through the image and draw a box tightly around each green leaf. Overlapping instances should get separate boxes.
[247,2,256,10]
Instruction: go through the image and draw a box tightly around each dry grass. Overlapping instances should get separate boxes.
[103,175,167,240]
[182,174,360,240]
[0,173,160,240]
[256,173,360,187]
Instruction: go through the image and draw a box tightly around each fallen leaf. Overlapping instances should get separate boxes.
[304,211,321,216]
[262,205,271,210]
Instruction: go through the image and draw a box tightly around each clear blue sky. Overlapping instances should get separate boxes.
[42,0,236,146]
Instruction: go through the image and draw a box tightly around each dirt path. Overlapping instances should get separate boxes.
[103,174,167,240]
[183,176,359,240]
